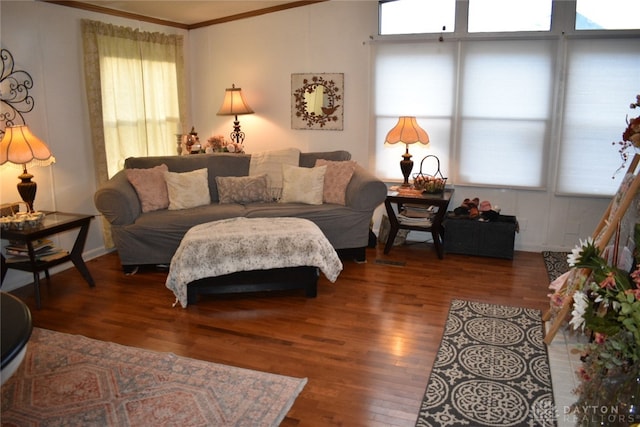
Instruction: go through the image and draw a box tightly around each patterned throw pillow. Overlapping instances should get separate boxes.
[279,164,327,205]
[164,168,211,210]
[215,175,269,204]
[125,164,169,213]
[315,159,357,205]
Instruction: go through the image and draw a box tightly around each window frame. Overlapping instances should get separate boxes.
[379,0,640,38]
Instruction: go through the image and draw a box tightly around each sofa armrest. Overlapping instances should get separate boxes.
[344,165,387,211]
[94,170,141,226]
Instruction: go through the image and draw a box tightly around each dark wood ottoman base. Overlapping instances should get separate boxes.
[187,266,319,305]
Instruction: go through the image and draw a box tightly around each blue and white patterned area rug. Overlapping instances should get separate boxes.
[542,251,570,282]
[415,299,556,427]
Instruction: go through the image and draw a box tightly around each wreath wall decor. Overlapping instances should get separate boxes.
[291,73,343,130]
[1,48,34,138]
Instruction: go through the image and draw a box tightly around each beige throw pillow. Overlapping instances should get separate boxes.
[164,168,211,210]
[280,164,327,205]
[125,164,170,213]
[315,159,357,205]
[215,175,269,204]
[248,148,300,199]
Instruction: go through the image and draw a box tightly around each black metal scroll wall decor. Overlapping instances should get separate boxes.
[0,48,34,139]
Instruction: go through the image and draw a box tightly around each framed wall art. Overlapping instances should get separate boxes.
[291,73,343,131]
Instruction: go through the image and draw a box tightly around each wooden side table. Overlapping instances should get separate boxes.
[1,212,95,308]
[384,189,454,259]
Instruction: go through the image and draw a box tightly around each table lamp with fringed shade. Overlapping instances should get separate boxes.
[384,116,429,187]
[0,125,55,212]
[217,84,254,145]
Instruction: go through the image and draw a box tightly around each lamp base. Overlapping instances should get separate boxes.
[229,115,246,145]
[400,152,413,187]
[17,169,37,213]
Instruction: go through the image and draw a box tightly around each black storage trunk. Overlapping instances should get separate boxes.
[443,214,517,259]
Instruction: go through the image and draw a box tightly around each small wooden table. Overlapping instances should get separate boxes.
[384,189,454,259]
[1,212,95,308]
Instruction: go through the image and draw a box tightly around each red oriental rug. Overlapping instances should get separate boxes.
[1,328,306,426]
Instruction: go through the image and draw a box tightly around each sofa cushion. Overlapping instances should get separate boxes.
[164,168,211,210]
[249,148,300,199]
[133,203,248,230]
[280,164,326,205]
[315,159,357,205]
[125,164,169,212]
[215,174,269,204]
[299,150,351,167]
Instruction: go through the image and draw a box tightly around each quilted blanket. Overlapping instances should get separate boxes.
[166,217,343,307]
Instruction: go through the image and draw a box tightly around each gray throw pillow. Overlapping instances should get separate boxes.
[215,174,269,204]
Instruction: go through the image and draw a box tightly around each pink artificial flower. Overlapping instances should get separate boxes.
[548,292,564,307]
[631,267,640,288]
[578,367,590,381]
[599,272,616,290]
[625,288,640,300]
[594,332,607,344]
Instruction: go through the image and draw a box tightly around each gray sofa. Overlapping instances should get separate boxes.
[94,150,387,272]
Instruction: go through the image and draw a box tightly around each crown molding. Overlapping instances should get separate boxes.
[42,1,328,30]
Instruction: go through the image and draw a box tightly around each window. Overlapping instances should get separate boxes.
[99,52,181,177]
[379,0,455,35]
[373,42,455,182]
[458,40,554,187]
[468,0,552,33]
[376,1,640,195]
[557,38,640,195]
[576,0,640,30]
[380,0,552,35]
[373,40,553,188]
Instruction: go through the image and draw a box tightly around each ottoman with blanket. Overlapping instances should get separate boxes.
[166,217,343,307]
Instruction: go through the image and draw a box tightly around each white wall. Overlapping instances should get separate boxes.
[0,0,188,291]
[188,1,375,163]
[187,0,611,252]
[0,1,611,292]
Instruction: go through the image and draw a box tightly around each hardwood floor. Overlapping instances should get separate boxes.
[9,241,552,426]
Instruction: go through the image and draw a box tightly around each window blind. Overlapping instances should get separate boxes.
[557,38,640,195]
[373,39,554,188]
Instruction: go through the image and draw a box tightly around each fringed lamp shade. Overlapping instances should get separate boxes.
[384,117,429,187]
[217,84,254,145]
[0,125,55,212]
